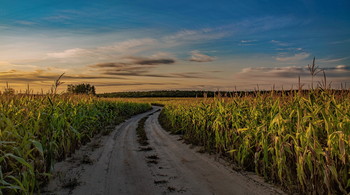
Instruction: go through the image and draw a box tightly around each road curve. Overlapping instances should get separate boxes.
[43,106,284,195]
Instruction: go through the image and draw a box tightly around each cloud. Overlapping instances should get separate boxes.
[123,72,212,79]
[15,20,36,25]
[318,57,348,63]
[163,29,228,43]
[98,38,157,53]
[149,52,175,59]
[169,72,211,79]
[124,56,175,65]
[238,40,257,46]
[41,26,226,68]
[95,66,151,77]
[335,65,349,69]
[323,65,350,72]
[89,62,126,68]
[330,39,350,44]
[45,27,225,61]
[276,52,310,62]
[239,66,308,78]
[236,65,350,79]
[230,16,300,35]
[189,50,216,62]
[90,56,175,69]
[90,60,212,79]
[89,56,176,79]
[0,61,41,72]
[271,40,289,46]
[47,38,158,60]
[161,17,299,46]
[98,68,210,79]
[0,69,123,83]
[137,59,175,65]
[47,48,91,58]
[241,40,256,43]
[0,61,13,66]
[0,25,9,30]
[231,64,350,90]
[276,47,303,51]
[44,14,72,22]
[5,15,302,64]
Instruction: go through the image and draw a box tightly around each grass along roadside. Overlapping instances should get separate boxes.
[136,108,161,148]
[137,116,150,146]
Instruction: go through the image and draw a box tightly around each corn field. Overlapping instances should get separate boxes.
[159,90,350,194]
[0,94,151,194]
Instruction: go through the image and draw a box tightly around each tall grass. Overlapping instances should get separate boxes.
[0,94,151,194]
[159,90,350,194]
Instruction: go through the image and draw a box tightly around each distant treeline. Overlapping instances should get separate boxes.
[97,89,349,98]
[98,90,217,98]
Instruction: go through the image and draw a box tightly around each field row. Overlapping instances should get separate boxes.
[159,91,350,194]
[0,95,151,194]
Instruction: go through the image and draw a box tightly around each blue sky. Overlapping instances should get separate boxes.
[0,0,349,92]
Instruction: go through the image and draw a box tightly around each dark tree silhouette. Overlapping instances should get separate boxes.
[67,83,96,95]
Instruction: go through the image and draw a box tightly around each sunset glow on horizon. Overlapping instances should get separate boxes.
[1,0,349,93]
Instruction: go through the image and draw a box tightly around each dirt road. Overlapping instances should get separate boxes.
[43,106,284,195]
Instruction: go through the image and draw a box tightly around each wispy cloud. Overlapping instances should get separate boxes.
[330,39,350,45]
[0,61,40,72]
[334,65,350,70]
[276,47,303,51]
[0,25,9,30]
[47,48,91,58]
[163,28,228,44]
[0,61,13,66]
[323,65,350,71]
[232,16,299,34]
[238,39,257,46]
[44,14,73,22]
[239,66,308,78]
[98,38,157,53]
[0,69,123,83]
[90,63,156,78]
[318,57,348,63]
[241,40,257,43]
[90,56,175,68]
[276,52,310,62]
[236,65,350,79]
[47,38,158,59]
[89,55,178,78]
[169,72,212,79]
[188,50,216,62]
[271,40,289,47]
[100,69,211,79]
[42,28,222,68]
[231,64,350,90]
[124,56,175,65]
[15,20,37,25]
[37,18,301,67]
[90,59,213,79]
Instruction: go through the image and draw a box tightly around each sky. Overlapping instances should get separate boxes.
[0,0,350,93]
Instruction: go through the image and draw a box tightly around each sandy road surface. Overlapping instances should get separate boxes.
[43,106,284,195]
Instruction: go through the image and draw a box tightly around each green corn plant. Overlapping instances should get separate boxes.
[159,89,350,194]
[0,93,151,194]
